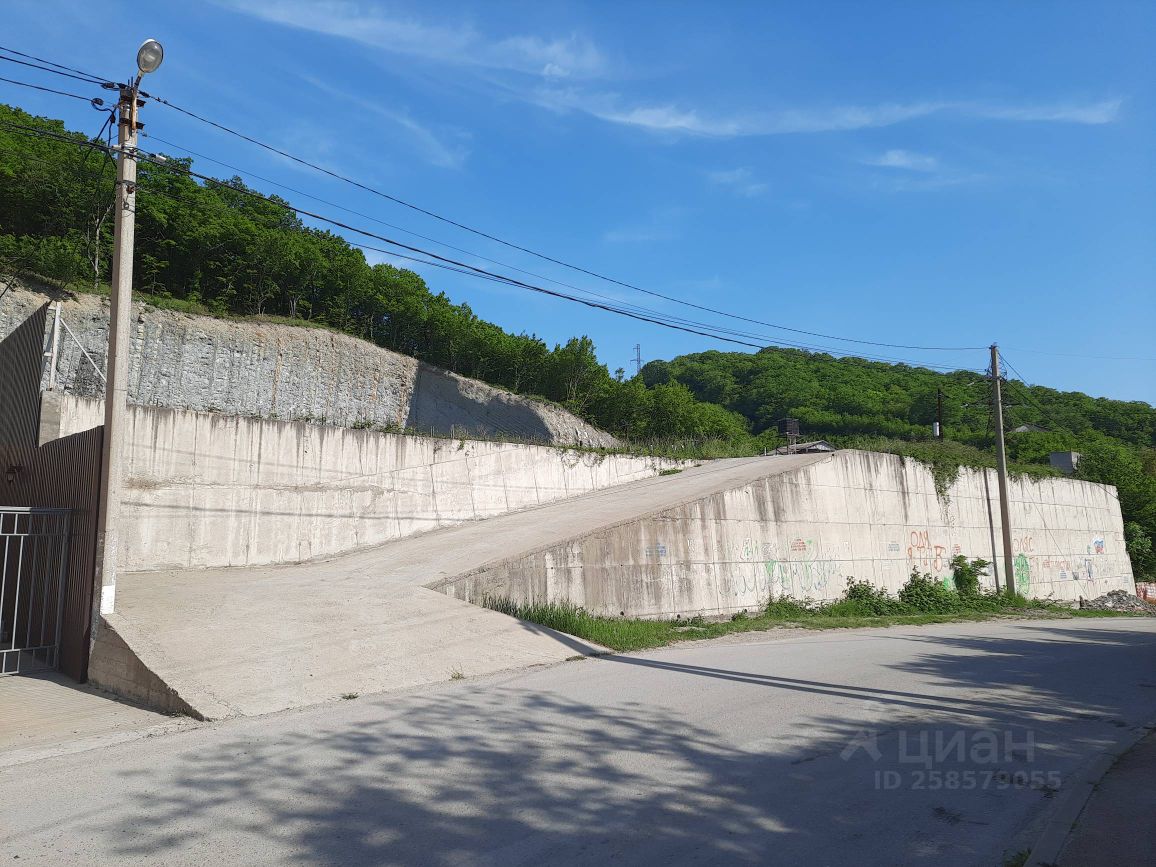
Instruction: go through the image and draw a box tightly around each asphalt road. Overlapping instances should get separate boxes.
[4,617,1156,866]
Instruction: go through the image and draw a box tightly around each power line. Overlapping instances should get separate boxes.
[135,135,984,362]
[0,44,113,86]
[3,46,1145,365]
[133,133,988,368]
[0,52,110,87]
[134,150,990,369]
[0,74,106,103]
[142,89,984,353]
[0,117,988,371]
[999,353,1080,436]
[139,132,760,328]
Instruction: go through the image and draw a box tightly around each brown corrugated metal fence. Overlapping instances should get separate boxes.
[1,300,102,681]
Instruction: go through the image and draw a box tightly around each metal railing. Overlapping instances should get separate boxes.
[42,300,106,390]
[0,507,71,675]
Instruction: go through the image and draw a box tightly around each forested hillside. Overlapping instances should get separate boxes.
[0,101,1152,578]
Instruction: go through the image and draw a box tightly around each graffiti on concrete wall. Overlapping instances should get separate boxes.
[764,556,840,597]
[907,530,949,576]
[1013,553,1031,594]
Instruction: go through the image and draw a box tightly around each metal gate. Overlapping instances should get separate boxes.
[0,507,71,675]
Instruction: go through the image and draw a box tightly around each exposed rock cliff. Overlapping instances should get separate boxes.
[0,282,617,447]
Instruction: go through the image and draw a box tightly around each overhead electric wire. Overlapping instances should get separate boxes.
[142,89,985,353]
[0,52,110,87]
[0,74,105,103]
[140,132,747,325]
[0,44,112,86]
[139,135,987,364]
[133,148,991,369]
[998,353,1079,435]
[0,117,988,370]
[4,47,1145,365]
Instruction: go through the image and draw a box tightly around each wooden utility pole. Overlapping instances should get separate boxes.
[990,344,1016,594]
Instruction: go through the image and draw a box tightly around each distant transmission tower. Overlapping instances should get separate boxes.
[633,344,642,377]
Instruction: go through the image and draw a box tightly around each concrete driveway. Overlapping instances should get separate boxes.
[3,616,1155,865]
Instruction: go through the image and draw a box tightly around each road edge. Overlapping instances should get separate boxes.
[1026,716,1156,866]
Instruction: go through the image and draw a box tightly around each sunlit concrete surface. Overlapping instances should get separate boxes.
[0,671,181,768]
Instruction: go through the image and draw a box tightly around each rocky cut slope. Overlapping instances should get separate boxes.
[0,282,617,447]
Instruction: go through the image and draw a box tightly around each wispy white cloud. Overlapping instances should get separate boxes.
[863,149,939,172]
[535,89,943,136]
[871,171,987,192]
[301,75,470,169]
[967,98,1122,124]
[707,167,768,197]
[222,0,606,78]
[537,89,1123,138]
[221,1,1122,142]
[860,149,986,191]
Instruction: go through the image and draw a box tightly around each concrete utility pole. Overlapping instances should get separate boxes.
[934,387,944,439]
[990,344,1016,594]
[93,40,163,618]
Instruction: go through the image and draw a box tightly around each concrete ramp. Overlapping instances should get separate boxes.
[92,456,821,718]
[90,449,1131,719]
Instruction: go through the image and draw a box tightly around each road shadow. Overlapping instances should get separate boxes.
[86,621,1156,866]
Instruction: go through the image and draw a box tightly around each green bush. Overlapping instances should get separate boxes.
[897,569,962,613]
[950,555,989,597]
[840,577,905,615]
[763,598,816,619]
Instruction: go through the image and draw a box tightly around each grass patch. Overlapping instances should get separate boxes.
[481,596,1058,653]
[481,558,1143,653]
[1067,609,1139,618]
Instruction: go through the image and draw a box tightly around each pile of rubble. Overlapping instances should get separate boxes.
[1079,589,1156,614]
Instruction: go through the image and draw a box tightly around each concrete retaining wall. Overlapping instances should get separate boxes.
[437,450,1134,616]
[53,395,677,572]
[1,283,616,446]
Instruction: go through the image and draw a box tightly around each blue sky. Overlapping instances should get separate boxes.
[5,1,1154,403]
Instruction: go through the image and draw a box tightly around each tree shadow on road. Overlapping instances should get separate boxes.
[89,622,1156,866]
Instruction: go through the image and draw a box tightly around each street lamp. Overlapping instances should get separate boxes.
[136,39,164,76]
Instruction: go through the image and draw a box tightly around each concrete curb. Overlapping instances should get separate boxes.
[1026,718,1156,866]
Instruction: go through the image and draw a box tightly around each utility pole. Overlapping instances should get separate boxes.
[990,344,1015,594]
[934,387,943,439]
[633,344,642,377]
[93,40,163,619]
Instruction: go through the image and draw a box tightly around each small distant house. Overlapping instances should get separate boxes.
[773,440,836,456]
[1049,451,1081,474]
[1012,424,1048,434]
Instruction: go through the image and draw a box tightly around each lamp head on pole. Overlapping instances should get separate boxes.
[136,39,164,75]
